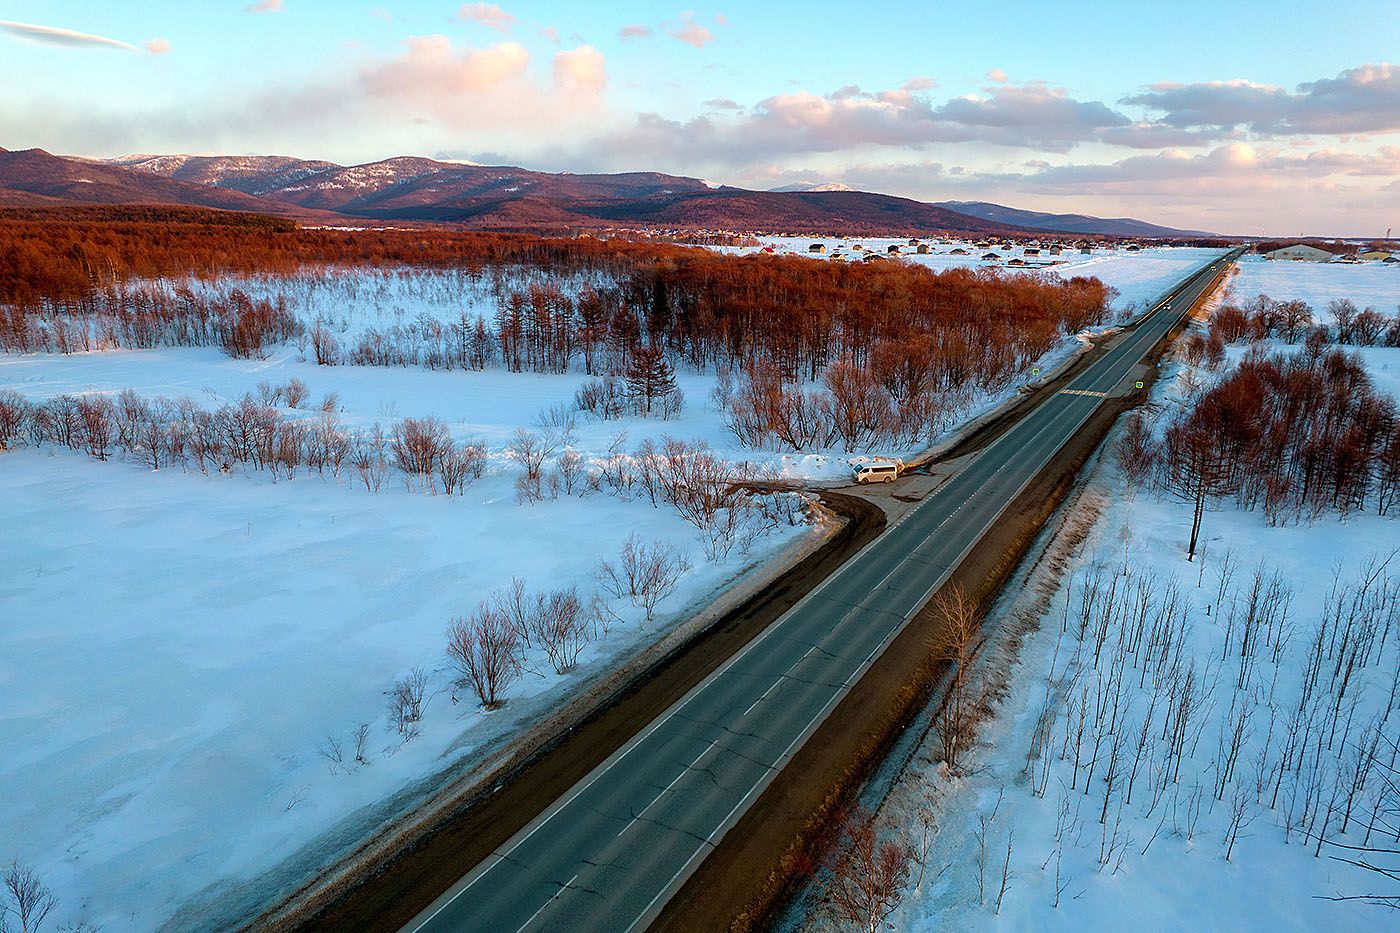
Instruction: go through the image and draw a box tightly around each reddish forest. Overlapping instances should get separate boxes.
[0,208,1115,452]
[1120,299,1400,549]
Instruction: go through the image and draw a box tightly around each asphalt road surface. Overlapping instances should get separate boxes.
[403,248,1243,933]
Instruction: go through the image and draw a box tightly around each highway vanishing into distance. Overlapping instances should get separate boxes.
[403,248,1244,933]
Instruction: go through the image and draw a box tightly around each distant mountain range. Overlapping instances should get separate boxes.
[933,200,1212,238]
[0,147,1211,237]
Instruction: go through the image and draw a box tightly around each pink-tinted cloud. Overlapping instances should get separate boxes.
[587,79,1132,166]
[553,45,606,98]
[244,0,282,12]
[618,24,651,39]
[144,37,171,55]
[351,36,606,130]
[669,14,714,48]
[985,68,1009,83]
[457,3,516,34]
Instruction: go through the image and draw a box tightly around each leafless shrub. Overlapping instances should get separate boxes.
[439,440,486,495]
[596,534,692,621]
[317,734,346,774]
[352,722,371,766]
[2,860,57,933]
[821,807,914,933]
[392,417,451,492]
[387,666,427,740]
[446,604,522,709]
[0,389,30,450]
[352,425,390,493]
[283,377,309,409]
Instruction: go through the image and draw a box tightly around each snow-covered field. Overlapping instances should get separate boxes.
[857,258,1400,932]
[0,353,814,929]
[1229,255,1400,317]
[0,248,1236,929]
[728,238,1227,316]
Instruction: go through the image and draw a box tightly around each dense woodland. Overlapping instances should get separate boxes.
[1114,295,1400,559]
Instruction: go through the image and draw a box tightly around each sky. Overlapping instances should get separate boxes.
[1,1,1399,235]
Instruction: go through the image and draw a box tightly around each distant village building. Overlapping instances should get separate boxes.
[1023,247,1041,256]
[1358,250,1392,261]
[982,252,1001,261]
[907,238,919,246]
[887,244,901,254]
[1262,244,1336,261]
[808,243,826,253]
[1079,245,1093,254]
[1125,244,1142,252]
[1047,246,1062,256]
[1385,255,1400,264]
[949,247,969,255]
[1007,257,1027,267]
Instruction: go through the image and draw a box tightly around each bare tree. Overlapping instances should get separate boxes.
[446,605,522,709]
[930,584,981,772]
[822,807,914,933]
[2,861,57,933]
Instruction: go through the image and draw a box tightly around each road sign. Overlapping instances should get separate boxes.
[1032,368,1040,376]
[1135,381,1144,389]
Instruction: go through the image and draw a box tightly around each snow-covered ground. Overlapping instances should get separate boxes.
[855,257,1400,933]
[0,248,1234,928]
[0,358,813,929]
[1229,254,1400,316]
[726,239,1227,316]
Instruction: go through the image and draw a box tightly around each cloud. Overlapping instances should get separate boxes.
[347,36,606,132]
[457,3,515,33]
[986,68,1009,84]
[244,0,283,12]
[553,45,606,97]
[0,19,142,52]
[538,26,559,43]
[931,81,1129,148]
[144,38,171,55]
[669,14,714,48]
[704,97,742,110]
[588,79,1134,166]
[1123,63,1400,136]
[619,24,651,39]
[966,143,1400,198]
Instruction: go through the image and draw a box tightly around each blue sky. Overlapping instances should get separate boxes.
[2,1,1398,234]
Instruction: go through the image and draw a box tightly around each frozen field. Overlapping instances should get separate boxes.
[1229,255,1400,317]
[0,248,1236,928]
[1225,256,1399,396]
[0,360,810,929]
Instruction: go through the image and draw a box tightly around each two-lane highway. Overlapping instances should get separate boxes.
[404,248,1243,933]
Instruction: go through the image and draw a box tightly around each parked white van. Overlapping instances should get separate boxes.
[851,460,902,484]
